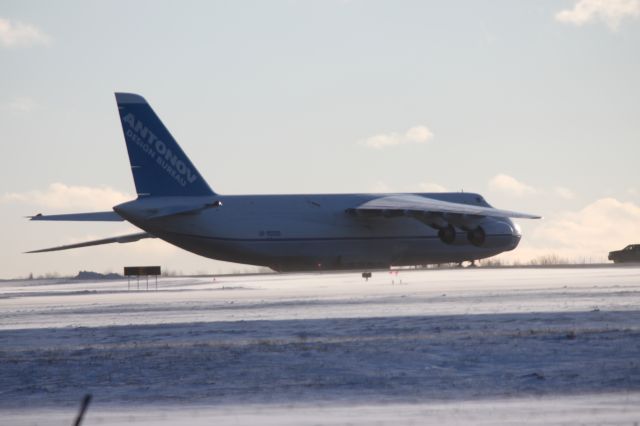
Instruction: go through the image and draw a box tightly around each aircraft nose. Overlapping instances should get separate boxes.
[508,221,522,250]
[511,221,522,237]
[477,219,521,250]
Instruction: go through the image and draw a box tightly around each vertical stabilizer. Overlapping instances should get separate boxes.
[115,93,215,197]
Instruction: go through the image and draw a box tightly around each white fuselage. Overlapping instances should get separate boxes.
[114,192,521,272]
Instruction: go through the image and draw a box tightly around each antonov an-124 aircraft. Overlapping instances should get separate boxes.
[28,93,541,271]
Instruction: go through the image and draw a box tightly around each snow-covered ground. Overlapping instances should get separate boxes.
[1,267,639,425]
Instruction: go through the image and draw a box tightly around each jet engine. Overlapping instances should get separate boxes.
[437,224,456,244]
[466,226,486,247]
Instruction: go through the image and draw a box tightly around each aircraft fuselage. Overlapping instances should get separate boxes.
[115,192,521,272]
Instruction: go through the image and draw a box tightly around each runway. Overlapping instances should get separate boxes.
[1,267,639,425]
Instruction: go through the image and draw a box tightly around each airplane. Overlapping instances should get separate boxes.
[27,93,541,272]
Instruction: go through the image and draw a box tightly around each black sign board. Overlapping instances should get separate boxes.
[124,266,161,276]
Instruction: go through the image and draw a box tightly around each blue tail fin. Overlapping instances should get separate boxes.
[115,93,215,197]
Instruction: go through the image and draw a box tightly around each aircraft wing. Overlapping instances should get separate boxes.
[28,211,124,221]
[353,195,541,219]
[26,232,155,253]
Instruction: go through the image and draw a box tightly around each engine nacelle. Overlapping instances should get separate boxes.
[467,226,486,247]
[438,224,456,245]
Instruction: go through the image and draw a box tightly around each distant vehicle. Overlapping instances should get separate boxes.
[26,93,541,271]
[608,244,640,263]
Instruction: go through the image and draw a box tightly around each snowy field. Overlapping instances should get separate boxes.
[1,267,640,425]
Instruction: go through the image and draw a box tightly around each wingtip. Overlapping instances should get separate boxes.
[522,214,542,220]
[25,246,52,253]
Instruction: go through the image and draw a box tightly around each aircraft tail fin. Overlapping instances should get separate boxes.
[115,93,215,197]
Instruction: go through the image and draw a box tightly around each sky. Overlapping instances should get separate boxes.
[1,0,639,278]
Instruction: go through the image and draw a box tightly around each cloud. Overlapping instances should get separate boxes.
[555,0,640,30]
[2,183,132,211]
[496,197,640,264]
[553,186,576,200]
[532,197,640,259]
[488,175,577,200]
[361,125,433,149]
[488,174,537,197]
[0,17,51,48]
[3,97,38,112]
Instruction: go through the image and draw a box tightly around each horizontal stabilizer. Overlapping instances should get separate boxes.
[355,195,541,219]
[26,232,154,253]
[29,211,124,222]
